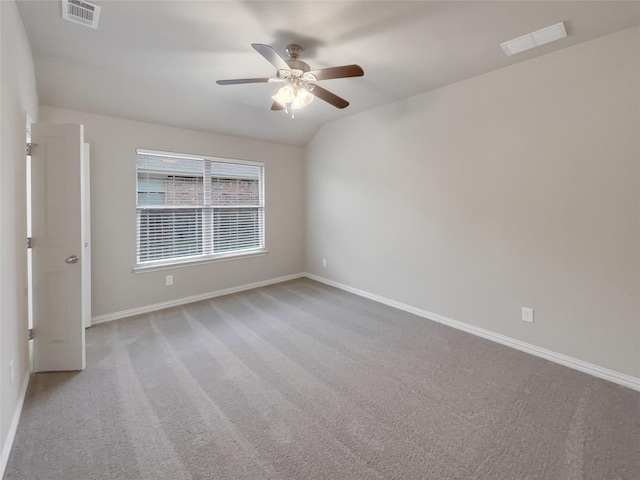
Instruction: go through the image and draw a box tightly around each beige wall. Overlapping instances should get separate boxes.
[0,0,39,465]
[305,27,640,378]
[39,106,305,318]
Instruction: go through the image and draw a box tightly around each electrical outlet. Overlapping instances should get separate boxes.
[166,275,173,286]
[322,258,327,268]
[522,307,534,323]
[9,361,15,384]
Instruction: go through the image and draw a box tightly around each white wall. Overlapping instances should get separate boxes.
[0,0,39,468]
[305,27,640,378]
[39,106,305,318]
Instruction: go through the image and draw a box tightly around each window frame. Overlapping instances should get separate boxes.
[134,148,267,273]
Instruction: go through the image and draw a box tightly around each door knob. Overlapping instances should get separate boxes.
[65,255,78,264]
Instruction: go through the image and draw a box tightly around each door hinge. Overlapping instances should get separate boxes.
[28,328,34,341]
[26,143,35,156]
[27,237,32,249]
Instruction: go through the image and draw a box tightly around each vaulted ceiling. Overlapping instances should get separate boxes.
[16,1,640,146]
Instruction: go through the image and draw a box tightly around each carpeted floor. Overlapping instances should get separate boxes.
[4,278,640,479]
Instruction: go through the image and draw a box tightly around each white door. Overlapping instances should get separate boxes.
[31,123,87,372]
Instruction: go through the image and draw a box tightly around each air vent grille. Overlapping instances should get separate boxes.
[500,22,567,56]
[61,0,101,29]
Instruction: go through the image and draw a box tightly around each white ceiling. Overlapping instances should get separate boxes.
[16,1,640,147]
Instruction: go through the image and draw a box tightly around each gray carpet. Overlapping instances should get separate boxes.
[4,278,640,479]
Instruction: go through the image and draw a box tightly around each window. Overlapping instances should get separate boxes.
[136,149,265,269]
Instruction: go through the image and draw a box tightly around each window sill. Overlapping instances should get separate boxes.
[132,248,268,274]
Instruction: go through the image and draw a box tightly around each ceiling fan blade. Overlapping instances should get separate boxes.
[252,43,291,71]
[308,64,364,81]
[216,78,272,85]
[312,85,349,109]
[271,101,284,111]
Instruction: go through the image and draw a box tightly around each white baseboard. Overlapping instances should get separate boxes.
[1,371,31,478]
[304,273,640,392]
[89,270,639,392]
[91,273,305,325]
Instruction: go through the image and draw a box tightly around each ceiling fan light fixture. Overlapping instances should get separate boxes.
[272,83,314,115]
[272,84,296,106]
[291,88,314,110]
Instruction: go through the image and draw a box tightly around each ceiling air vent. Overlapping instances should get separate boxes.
[500,22,567,56]
[61,0,101,29]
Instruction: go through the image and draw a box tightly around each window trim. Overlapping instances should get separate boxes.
[132,248,268,274]
[134,149,266,271]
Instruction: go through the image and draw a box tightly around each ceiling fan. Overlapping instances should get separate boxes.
[216,44,364,116]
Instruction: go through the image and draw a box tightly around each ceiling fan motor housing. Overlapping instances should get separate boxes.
[285,44,303,58]
[286,59,310,72]
[285,44,310,72]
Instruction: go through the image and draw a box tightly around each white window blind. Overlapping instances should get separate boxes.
[136,150,264,267]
